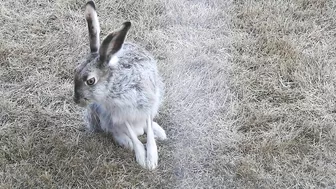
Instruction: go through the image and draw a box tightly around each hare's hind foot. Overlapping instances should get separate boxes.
[152,122,167,140]
[113,134,134,151]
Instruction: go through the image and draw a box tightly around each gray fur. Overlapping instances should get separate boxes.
[73,1,166,170]
[74,42,164,123]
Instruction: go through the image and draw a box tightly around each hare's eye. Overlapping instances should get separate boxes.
[86,77,96,85]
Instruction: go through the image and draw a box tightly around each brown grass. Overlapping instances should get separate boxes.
[232,0,336,188]
[1,0,336,188]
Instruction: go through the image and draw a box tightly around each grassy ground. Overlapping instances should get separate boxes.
[232,0,336,188]
[1,0,336,188]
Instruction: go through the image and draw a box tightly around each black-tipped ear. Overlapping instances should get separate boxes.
[85,1,100,53]
[86,1,96,9]
[99,22,131,64]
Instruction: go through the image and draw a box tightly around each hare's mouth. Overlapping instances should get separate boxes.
[74,97,89,107]
[78,100,88,107]
[80,98,90,107]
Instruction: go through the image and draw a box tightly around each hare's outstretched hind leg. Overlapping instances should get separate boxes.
[125,122,146,168]
[152,122,167,140]
[146,116,158,170]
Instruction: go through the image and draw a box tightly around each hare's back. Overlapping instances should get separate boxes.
[119,42,164,107]
[118,42,161,87]
[119,42,157,66]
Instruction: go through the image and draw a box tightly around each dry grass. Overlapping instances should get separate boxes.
[1,0,336,188]
[232,0,336,188]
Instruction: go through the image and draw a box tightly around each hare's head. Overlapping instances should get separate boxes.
[73,1,131,106]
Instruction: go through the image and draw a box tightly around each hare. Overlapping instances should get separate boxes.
[73,0,166,170]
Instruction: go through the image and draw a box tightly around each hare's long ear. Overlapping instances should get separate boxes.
[99,22,131,65]
[85,1,100,53]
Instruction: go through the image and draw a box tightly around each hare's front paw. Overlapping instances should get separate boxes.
[146,147,158,170]
[134,143,147,168]
[146,139,158,170]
